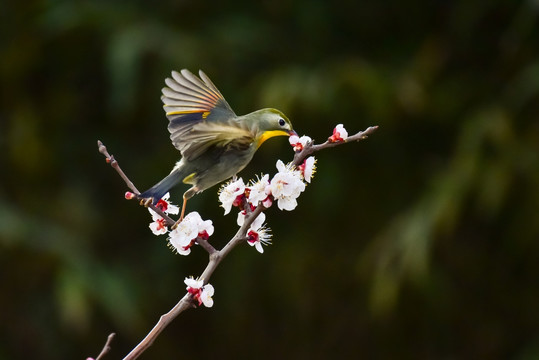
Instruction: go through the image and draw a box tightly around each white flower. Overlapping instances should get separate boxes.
[159,193,180,214]
[175,243,192,256]
[197,217,214,239]
[200,284,215,307]
[288,134,300,146]
[328,124,348,142]
[168,218,198,254]
[167,212,214,255]
[336,124,348,139]
[299,156,317,183]
[247,174,271,206]
[247,227,272,253]
[148,192,179,217]
[237,211,266,228]
[236,210,272,253]
[268,160,305,211]
[148,192,180,235]
[218,178,245,214]
[184,276,204,290]
[289,135,312,152]
[185,277,214,307]
[149,215,168,235]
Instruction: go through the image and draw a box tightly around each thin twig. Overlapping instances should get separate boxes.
[196,237,218,254]
[91,333,115,360]
[292,125,379,166]
[98,141,140,194]
[123,293,195,360]
[97,140,176,227]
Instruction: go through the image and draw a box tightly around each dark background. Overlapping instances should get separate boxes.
[1,1,539,359]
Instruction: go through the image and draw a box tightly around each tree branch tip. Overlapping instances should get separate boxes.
[97,140,108,156]
[93,332,116,360]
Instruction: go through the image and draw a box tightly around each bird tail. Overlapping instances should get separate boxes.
[139,169,184,204]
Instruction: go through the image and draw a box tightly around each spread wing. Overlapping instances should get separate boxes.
[162,69,253,161]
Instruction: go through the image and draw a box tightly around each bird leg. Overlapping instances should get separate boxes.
[172,188,197,229]
[171,197,187,229]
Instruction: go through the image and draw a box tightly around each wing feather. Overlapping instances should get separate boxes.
[164,78,208,100]
[171,70,219,103]
[161,88,214,105]
[160,69,245,161]
[169,121,253,160]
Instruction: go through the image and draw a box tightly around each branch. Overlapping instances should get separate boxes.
[96,125,378,360]
[98,141,140,194]
[292,125,379,166]
[122,204,264,360]
[97,140,176,227]
[88,333,115,360]
[122,293,193,360]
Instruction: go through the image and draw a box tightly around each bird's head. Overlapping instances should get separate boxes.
[247,108,297,147]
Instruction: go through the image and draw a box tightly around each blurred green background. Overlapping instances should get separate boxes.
[1,0,539,359]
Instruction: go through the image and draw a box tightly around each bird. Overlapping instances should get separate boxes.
[139,69,297,221]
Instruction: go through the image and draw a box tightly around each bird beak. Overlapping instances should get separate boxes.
[288,130,298,137]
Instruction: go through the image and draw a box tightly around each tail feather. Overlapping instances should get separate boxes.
[139,169,183,204]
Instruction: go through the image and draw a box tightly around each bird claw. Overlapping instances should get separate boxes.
[139,198,153,207]
[171,218,182,230]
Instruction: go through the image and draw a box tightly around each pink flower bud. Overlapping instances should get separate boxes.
[125,191,136,200]
[328,124,348,142]
[262,196,273,208]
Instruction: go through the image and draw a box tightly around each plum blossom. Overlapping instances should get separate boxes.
[149,214,168,235]
[148,192,180,235]
[168,212,214,255]
[168,216,198,255]
[184,277,214,307]
[328,124,348,142]
[218,178,246,214]
[155,192,180,215]
[236,211,272,253]
[289,134,312,152]
[288,134,300,148]
[247,174,271,207]
[184,276,204,290]
[247,227,272,253]
[237,210,266,228]
[200,284,215,307]
[197,216,214,240]
[268,160,305,211]
[298,156,317,183]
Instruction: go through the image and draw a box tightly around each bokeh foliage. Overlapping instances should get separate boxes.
[1,0,539,359]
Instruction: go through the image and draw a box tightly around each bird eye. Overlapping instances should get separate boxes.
[278,118,286,127]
